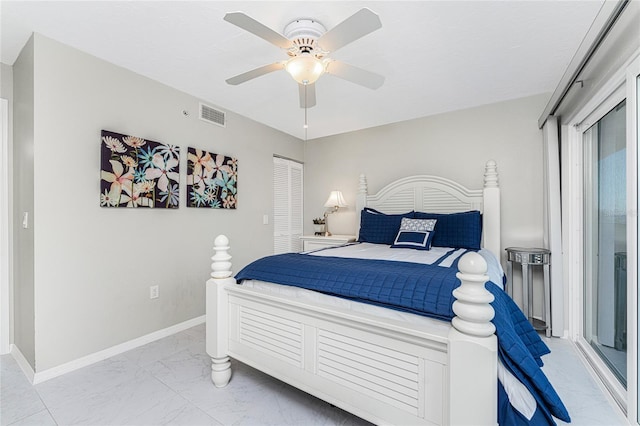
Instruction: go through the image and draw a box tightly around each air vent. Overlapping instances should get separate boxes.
[199,103,226,127]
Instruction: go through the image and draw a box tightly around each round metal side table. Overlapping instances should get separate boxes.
[505,247,551,336]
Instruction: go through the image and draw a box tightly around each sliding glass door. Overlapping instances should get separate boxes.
[568,48,639,423]
[583,100,627,387]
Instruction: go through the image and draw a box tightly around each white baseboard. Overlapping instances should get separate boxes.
[26,315,205,384]
[10,344,35,383]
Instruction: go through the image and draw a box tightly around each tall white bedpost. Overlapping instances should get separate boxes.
[206,235,233,387]
[448,252,498,426]
[483,160,501,259]
[355,174,368,236]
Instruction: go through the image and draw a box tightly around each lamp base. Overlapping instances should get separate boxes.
[323,211,332,237]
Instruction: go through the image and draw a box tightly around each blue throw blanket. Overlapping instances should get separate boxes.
[235,252,570,425]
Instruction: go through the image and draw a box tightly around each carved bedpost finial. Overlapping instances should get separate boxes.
[356,174,368,235]
[358,174,368,195]
[484,160,499,188]
[449,252,497,425]
[211,235,232,279]
[451,252,495,337]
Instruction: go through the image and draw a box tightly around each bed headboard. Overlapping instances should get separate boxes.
[355,160,501,257]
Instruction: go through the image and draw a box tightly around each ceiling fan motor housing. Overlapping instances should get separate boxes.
[284,19,327,56]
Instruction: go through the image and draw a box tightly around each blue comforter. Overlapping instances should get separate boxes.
[235,252,570,425]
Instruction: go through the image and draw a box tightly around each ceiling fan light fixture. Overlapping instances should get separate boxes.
[285,55,324,85]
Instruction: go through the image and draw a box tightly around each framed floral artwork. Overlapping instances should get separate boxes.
[186,147,237,208]
[100,130,180,208]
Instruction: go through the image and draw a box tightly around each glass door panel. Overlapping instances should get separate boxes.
[583,100,627,387]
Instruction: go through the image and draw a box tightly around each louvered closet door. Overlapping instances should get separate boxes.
[273,157,303,254]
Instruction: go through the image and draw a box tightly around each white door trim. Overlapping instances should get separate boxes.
[624,54,640,425]
[1,98,10,354]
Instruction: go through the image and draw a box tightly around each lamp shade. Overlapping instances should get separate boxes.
[285,55,324,85]
[324,190,347,208]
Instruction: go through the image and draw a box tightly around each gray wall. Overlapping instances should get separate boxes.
[12,36,35,368]
[1,63,13,99]
[304,94,550,264]
[20,34,303,371]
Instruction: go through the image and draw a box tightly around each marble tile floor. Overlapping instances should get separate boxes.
[0,324,629,426]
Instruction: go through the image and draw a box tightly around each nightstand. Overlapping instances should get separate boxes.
[299,235,356,251]
[505,247,551,336]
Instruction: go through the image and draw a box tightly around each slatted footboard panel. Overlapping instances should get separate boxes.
[317,330,421,414]
[237,305,303,367]
[226,290,449,426]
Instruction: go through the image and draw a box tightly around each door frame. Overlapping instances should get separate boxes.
[564,52,640,421]
[625,54,640,425]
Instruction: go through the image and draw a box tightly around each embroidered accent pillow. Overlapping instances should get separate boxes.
[391,218,438,250]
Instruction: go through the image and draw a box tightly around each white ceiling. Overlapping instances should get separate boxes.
[1,1,605,140]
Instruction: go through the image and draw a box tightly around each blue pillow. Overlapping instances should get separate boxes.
[412,210,482,249]
[391,218,438,250]
[358,208,414,245]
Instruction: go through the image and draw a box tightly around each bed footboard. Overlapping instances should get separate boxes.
[206,236,497,425]
[205,235,233,388]
[448,253,498,425]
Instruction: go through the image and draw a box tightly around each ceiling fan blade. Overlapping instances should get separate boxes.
[226,62,285,85]
[224,12,292,49]
[298,83,317,108]
[317,8,382,53]
[325,60,384,90]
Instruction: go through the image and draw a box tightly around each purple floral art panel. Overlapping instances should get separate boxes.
[186,147,237,209]
[100,130,180,208]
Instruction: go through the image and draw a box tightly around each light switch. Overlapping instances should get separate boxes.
[22,212,29,229]
[263,214,269,225]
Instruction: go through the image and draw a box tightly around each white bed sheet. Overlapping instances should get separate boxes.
[306,242,459,264]
[306,242,504,290]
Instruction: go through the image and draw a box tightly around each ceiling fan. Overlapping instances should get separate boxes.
[224,8,384,108]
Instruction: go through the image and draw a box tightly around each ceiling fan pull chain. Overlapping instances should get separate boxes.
[304,84,309,141]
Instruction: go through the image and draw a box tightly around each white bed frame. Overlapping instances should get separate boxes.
[206,160,501,425]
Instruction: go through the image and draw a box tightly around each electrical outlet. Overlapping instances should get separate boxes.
[150,285,159,299]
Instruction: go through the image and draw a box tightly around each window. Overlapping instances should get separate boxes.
[582,100,627,387]
[273,157,303,254]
